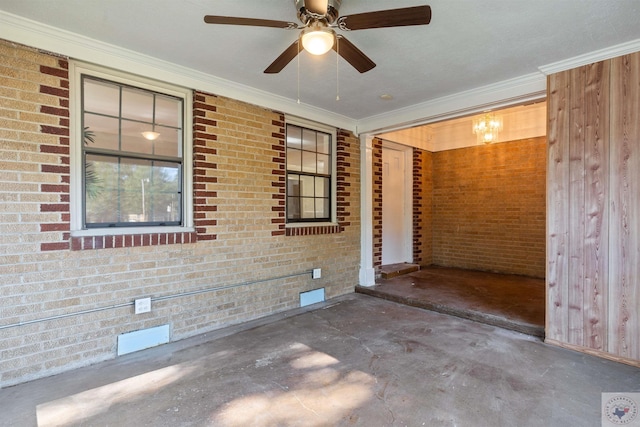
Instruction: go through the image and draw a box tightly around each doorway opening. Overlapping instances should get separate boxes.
[364,102,547,336]
[381,142,412,266]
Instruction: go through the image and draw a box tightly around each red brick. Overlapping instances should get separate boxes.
[41,242,69,251]
[40,223,69,232]
[40,65,68,79]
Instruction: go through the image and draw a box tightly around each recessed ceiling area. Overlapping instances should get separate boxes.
[377,101,547,152]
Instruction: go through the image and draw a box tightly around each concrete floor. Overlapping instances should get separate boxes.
[2,294,639,427]
[358,266,545,337]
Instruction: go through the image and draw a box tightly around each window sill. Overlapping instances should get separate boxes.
[71,225,194,237]
[285,222,337,228]
[69,226,197,250]
[284,222,341,236]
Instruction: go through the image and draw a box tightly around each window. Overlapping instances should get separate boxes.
[286,120,335,223]
[70,63,193,234]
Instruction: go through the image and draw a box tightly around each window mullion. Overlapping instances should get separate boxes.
[84,146,181,164]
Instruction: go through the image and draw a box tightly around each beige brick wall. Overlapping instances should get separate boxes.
[431,137,546,277]
[0,40,360,387]
[375,138,544,277]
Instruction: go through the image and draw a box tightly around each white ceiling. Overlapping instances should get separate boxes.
[1,0,640,134]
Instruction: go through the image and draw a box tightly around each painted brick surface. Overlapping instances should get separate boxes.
[0,40,360,387]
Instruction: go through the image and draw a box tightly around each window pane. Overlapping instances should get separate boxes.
[287,174,300,197]
[302,129,316,151]
[85,154,181,226]
[317,133,330,154]
[287,197,300,219]
[85,154,119,224]
[148,161,182,223]
[302,151,316,173]
[301,198,315,219]
[287,148,302,171]
[84,113,119,151]
[300,175,314,197]
[317,154,329,174]
[153,126,181,157]
[286,125,302,150]
[121,119,153,155]
[156,95,181,127]
[120,124,181,158]
[315,198,329,218]
[315,177,329,198]
[83,78,119,116]
[121,87,154,122]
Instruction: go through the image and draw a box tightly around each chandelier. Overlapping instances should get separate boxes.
[472,112,503,144]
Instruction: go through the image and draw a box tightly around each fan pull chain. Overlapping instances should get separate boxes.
[336,36,340,101]
[297,38,301,104]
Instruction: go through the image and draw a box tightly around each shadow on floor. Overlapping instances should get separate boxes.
[356,265,545,338]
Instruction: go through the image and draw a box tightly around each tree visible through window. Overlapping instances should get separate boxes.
[81,76,184,228]
[286,124,331,222]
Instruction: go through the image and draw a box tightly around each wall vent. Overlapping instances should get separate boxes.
[117,324,170,356]
[300,288,325,307]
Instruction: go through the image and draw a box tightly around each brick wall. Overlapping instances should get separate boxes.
[0,40,361,387]
[431,137,546,277]
[413,148,433,266]
[371,138,383,271]
[375,140,544,277]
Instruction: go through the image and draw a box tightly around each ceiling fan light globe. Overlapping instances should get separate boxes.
[301,29,334,55]
[141,131,161,141]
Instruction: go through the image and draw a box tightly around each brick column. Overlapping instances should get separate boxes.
[193,91,219,241]
[39,58,71,251]
[372,138,383,270]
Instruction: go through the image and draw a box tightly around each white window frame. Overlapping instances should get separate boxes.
[285,116,337,227]
[69,61,193,236]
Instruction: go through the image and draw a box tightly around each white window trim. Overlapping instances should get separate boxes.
[69,61,194,236]
[284,115,338,226]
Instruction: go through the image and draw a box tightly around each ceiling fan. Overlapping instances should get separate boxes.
[204,1,431,74]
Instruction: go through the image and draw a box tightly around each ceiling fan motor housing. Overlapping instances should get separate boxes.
[295,0,341,24]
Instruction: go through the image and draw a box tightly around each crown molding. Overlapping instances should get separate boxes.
[539,38,640,75]
[0,11,356,132]
[356,72,547,135]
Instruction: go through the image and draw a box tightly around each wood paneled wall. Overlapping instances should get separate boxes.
[547,52,640,365]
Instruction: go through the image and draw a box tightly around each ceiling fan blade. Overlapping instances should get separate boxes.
[204,15,297,29]
[264,40,303,74]
[305,0,328,15]
[333,36,376,73]
[339,5,432,30]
